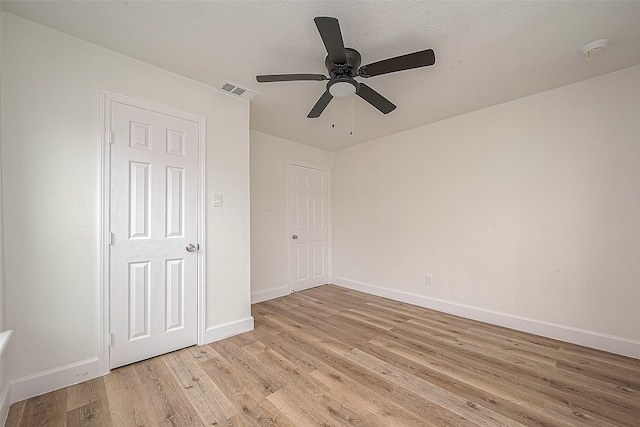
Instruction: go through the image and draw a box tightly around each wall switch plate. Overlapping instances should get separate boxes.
[425,275,432,286]
[266,203,272,213]
[213,193,223,207]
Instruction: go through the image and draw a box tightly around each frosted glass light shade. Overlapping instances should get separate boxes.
[329,81,357,98]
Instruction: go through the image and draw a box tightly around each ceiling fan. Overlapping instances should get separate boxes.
[256,16,436,118]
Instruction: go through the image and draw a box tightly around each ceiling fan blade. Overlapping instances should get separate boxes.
[257,74,327,83]
[356,83,396,114]
[358,49,435,78]
[314,17,347,64]
[307,90,333,118]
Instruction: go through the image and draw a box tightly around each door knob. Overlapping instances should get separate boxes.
[292,235,298,239]
[186,244,196,252]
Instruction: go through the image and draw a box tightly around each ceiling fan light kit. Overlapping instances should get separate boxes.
[256,16,436,119]
[328,79,358,98]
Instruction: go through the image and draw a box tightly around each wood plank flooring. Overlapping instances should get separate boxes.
[7,285,640,426]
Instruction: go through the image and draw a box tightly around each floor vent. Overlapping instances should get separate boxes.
[218,81,259,101]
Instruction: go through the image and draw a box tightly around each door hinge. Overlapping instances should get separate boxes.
[109,333,114,347]
[108,130,113,144]
[109,232,114,245]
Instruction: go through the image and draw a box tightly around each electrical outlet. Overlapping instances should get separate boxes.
[425,275,432,286]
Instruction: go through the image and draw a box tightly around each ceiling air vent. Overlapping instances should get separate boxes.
[218,81,259,101]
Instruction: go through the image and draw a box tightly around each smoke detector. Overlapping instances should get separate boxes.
[581,39,609,61]
[219,81,259,101]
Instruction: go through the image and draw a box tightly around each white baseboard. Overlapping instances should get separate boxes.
[5,316,254,409]
[9,357,102,405]
[252,286,289,304]
[204,316,254,344]
[332,277,640,360]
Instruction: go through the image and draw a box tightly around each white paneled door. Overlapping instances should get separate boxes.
[289,165,330,292]
[110,101,199,369]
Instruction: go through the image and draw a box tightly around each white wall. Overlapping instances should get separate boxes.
[250,130,332,302]
[0,13,9,423]
[332,66,640,354]
[1,12,251,386]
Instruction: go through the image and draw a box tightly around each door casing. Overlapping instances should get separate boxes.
[99,91,207,374]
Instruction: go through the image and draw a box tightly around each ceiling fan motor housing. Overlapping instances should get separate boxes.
[326,47,362,78]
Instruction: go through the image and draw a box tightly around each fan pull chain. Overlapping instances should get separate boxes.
[349,96,353,136]
[332,101,335,128]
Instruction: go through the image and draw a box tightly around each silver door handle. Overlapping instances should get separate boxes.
[292,235,298,239]
[186,244,196,252]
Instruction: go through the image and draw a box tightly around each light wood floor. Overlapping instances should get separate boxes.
[7,285,640,426]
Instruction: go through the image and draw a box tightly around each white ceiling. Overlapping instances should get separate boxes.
[2,1,640,151]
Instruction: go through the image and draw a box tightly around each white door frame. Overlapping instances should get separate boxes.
[287,161,332,294]
[99,91,207,375]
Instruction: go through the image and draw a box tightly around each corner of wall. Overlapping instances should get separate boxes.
[0,12,10,425]
[0,386,10,427]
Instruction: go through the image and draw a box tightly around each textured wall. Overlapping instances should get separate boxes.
[250,130,332,300]
[332,65,640,341]
[1,13,251,379]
